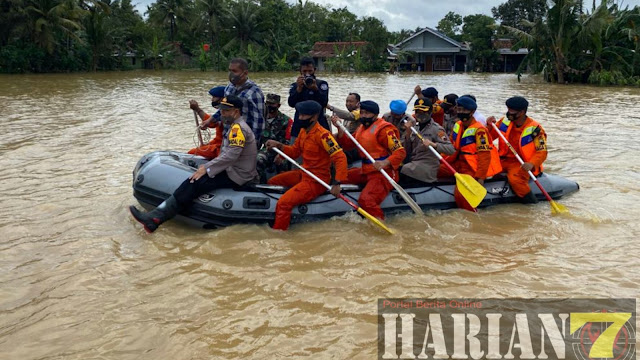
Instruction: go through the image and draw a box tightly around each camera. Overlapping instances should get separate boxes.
[304,75,315,86]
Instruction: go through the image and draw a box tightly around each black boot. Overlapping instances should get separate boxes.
[129,196,179,233]
[518,191,538,204]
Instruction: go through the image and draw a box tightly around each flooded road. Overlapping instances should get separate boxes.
[1,70,639,359]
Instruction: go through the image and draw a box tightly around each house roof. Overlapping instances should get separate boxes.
[395,27,469,51]
[309,41,369,58]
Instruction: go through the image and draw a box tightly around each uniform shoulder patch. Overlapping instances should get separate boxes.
[320,83,328,91]
[320,132,342,156]
[387,129,403,152]
[534,130,547,151]
[228,123,245,147]
[475,129,491,151]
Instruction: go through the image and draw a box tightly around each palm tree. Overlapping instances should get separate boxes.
[148,0,186,42]
[194,0,225,69]
[25,0,83,53]
[84,1,112,70]
[223,0,266,54]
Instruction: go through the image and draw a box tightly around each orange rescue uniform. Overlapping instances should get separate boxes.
[339,118,406,219]
[438,118,502,211]
[489,116,547,198]
[268,122,348,230]
[188,113,225,159]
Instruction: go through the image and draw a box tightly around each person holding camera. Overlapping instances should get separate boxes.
[288,57,330,138]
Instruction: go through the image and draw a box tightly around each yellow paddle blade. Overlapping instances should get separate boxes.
[454,173,487,209]
[550,200,569,215]
[356,207,395,235]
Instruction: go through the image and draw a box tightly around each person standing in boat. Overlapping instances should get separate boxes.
[400,98,455,185]
[382,100,412,133]
[437,96,502,212]
[129,95,259,233]
[288,57,331,139]
[327,92,361,133]
[200,58,265,143]
[487,96,547,204]
[256,93,294,183]
[265,100,348,231]
[415,86,445,126]
[331,100,406,220]
[187,86,226,159]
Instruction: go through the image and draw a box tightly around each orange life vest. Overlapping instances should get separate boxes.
[450,119,502,177]
[496,116,545,174]
[355,118,399,174]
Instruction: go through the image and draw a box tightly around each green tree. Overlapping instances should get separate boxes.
[437,11,462,41]
[223,0,266,55]
[462,14,497,72]
[492,0,547,31]
[25,0,83,54]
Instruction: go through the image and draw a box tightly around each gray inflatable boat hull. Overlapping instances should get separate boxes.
[132,151,579,229]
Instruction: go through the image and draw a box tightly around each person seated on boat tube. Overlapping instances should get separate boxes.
[437,96,502,212]
[399,98,455,185]
[256,93,294,183]
[487,96,547,204]
[129,95,259,233]
[331,100,406,220]
[382,100,413,134]
[187,86,226,159]
[265,100,348,231]
[441,93,459,137]
[415,86,445,126]
[327,92,361,134]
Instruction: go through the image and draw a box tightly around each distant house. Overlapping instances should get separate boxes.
[394,27,470,72]
[494,38,529,72]
[308,41,369,71]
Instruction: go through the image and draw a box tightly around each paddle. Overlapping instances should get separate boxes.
[402,119,487,208]
[334,121,423,215]
[407,93,415,105]
[489,122,568,215]
[193,109,204,147]
[272,148,394,234]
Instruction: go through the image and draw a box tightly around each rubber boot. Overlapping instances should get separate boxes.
[518,191,538,204]
[129,196,179,233]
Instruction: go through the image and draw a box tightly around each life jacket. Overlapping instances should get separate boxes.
[432,99,444,126]
[355,118,399,174]
[496,116,545,174]
[451,119,502,177]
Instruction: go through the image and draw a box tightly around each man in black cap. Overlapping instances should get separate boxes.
[129,95,259,233]
[256,93,293,182]
[288,57,330,138]
[415,85,445,126]
[401,98,455,184]
[266,100,347,230]
[331,100,406,220]
[441,93,459,136]
[487,96,547,203]
[438,96,502,212]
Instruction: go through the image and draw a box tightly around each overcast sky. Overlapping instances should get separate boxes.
[132,0,506,32]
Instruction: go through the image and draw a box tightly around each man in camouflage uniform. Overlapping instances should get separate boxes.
[257,93,294,183]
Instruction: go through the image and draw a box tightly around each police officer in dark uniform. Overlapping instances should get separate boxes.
[288,57,330,138]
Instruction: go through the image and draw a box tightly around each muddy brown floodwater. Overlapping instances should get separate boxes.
[1,71,639,359]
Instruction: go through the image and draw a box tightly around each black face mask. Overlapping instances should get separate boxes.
[229,72,243,85]
[211,101,220,108]
[458,112,472,121]
[360,116,375,127]
[506,111,519,121]
[268,106,278,113]
[416,113,431,124]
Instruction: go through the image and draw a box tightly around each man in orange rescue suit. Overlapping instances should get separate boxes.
[266,100,348,231]
[187,86,226,159]
[488,96,547,203]
[438,96,502,211]
[331,100,406,220]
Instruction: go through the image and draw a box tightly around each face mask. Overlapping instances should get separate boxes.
[458,112,471,121]
[416,113,430,124]
[506,111,519,121]
[221,115,235,124]
[211,101,220,108]
[268,106,278,113]
[360,116,375,127]
[228,72,242,85]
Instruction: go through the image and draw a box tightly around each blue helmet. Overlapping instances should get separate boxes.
[389,100,407,115]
